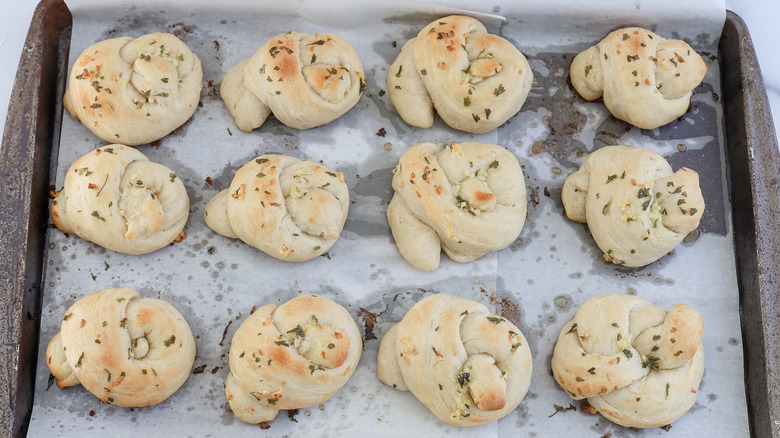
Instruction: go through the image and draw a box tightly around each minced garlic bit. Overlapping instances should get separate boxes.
[448,142,465,158]
[617,334,631,351]
[278,244,294,256]
[618,198,641,223]
[290,185,307,199]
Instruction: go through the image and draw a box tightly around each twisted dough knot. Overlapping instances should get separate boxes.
[552,294,704,428]
[64,32,203,145]
[204,154,349,262]
[561,145,704,267]
[377,294,532,426]
[46,288,196,407]
[570,27,707,129]
[225,295,362,424]
[221,32,365,132]
[387,15,533,134]
[387,142,527,271]
[52,145,190,254]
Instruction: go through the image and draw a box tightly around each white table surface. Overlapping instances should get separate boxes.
[1,1,777,149]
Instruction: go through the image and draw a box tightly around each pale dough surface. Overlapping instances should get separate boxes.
[561,145,704,267]
[52,145,190,255]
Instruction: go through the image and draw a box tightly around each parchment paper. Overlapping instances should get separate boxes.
[28,1,746,437]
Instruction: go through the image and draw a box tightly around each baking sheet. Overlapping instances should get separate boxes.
[27,1,747,436]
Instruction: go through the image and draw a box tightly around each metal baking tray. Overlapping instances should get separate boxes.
[1,0,778,436]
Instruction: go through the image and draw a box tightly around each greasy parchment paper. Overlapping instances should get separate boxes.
[28,1,747,437]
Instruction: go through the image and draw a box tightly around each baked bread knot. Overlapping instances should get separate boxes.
[570,27,707,129]
[221,32,365,132]
[387,142,527,271]
[45,288,196,407]
[551,294,704,428]
[387,15,533,134]
[51,145,190,254]
[562,145,704,267]
[63,32,202,145]
[225,295,362,424]
[204,155,349,262]
[377,294,532,426]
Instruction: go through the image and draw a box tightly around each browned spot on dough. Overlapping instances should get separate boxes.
[474,388,506,412]
[136,307,154,326]
[474,190,494,202]
[627,34,648,52]
[275,52,298,83]
[270,345,305,375]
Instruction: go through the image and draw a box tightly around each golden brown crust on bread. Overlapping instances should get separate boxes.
[387,142,527,270]
[46,288,196,407]
[64,33,202,145]
[570,28,706,129]
[221,32,364,131]
[551,294,704,428]
[225,295,362,424]
[387,16,533,134]
[204,155,349,262]
[377,294,532,426]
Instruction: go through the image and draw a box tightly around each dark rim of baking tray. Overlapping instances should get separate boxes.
[1,1,778,436]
